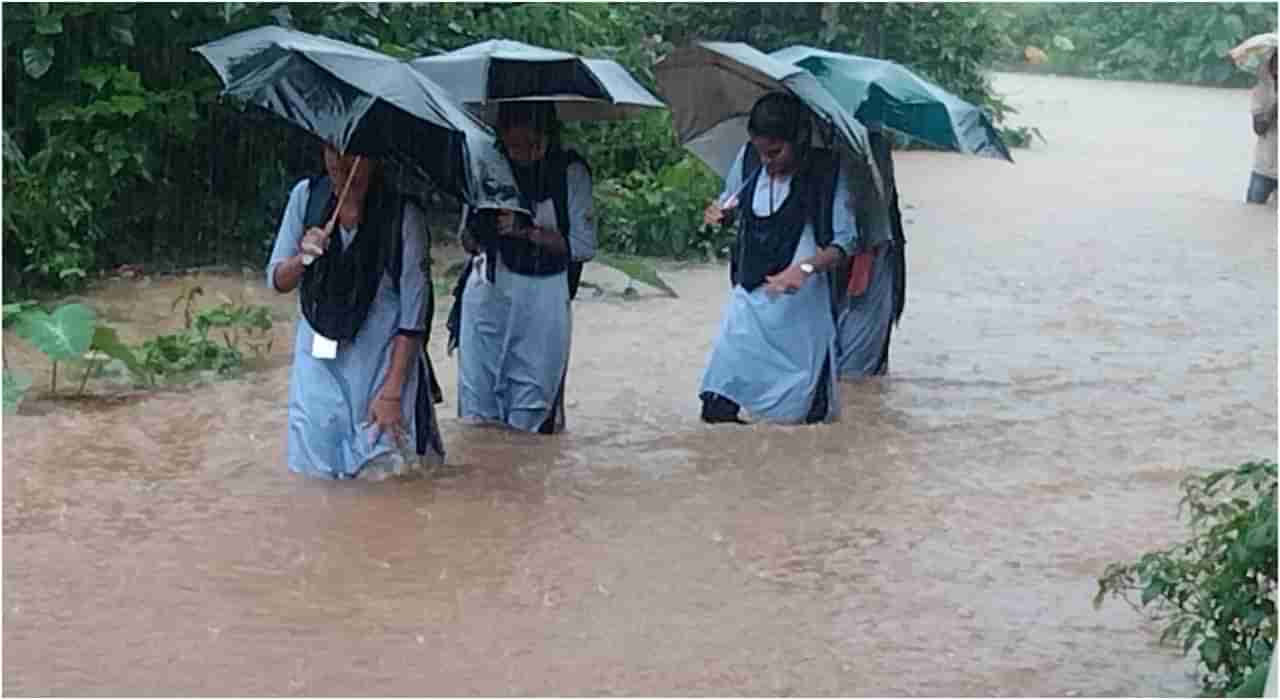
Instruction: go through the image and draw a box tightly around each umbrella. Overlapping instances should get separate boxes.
[1230,32,1278,72]
[194,26,525,213]
[410,39,665,123]
[655,42,881,192]
[771,45,1012,162]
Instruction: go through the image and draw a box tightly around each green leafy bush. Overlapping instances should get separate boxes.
[3,2,1034,286]
[140,291,274,378]
[1095,460,1277,696]
[596,155,727,260]
[139,332,244,378]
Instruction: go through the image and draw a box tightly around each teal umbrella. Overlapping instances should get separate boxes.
[771,45,1013,163]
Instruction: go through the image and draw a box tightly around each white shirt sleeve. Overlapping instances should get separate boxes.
[565,161,597,262]
[397,202,430,333]
[266,179,311,290]
[830,154,858,255]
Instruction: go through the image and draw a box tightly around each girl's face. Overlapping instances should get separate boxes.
[323,145,373,193]
[750,135,798,176]
[501,126,548,165]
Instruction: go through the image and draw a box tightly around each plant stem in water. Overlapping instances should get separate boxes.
[77,358,99,397]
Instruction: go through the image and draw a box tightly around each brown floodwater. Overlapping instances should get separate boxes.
[4,72,1276,695]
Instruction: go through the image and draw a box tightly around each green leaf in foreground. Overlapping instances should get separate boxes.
[22,45,54,79]
[3,369,32,413]
[3,301,36,328]
[91,325,150,383]
[15,303,96,361]
[594,254,679,298]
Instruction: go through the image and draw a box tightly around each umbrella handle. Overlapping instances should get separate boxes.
[303,155,363,266]
[722,165,764,208]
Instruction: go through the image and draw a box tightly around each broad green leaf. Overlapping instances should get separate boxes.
[222,2,246,24]
[22,46,54,79]
[3,369,32,414]
[35,14,63,35]
[1246,523,1273,551]
[1227,661,1269,698]
[80,66,111,92]
[1201,638,1223,669]
[110,67,143,92]
[108,95,148,117]
[109,26,135,47]
[2,301,35,328]
[91,325,149,382]
[595,254,679,298]
[2,130,25,170]
[1141,581,1162,606]
[15,303,96,361]
[1222,13,1246,39]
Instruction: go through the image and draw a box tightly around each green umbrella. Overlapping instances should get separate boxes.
[771,45,1013,163]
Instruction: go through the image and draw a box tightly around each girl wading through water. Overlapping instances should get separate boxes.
[267,142,445,480]
[449,102,597,434]
[836,127,906,379]
[699,92,859,425]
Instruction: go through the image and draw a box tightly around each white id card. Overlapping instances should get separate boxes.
[311,333,338,360]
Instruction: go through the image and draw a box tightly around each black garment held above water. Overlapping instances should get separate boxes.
[299,175,405,341]
[447,148,590,355]
[468,148,588,287]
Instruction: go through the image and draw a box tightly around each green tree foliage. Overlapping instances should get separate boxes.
[1096,460,1277,697]
[988,3,1276,86]
[3,2,1021,293]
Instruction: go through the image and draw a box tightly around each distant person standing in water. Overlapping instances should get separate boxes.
[1246,50,1277,204]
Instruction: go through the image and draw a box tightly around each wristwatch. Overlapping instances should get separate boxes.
[799,263,816,275]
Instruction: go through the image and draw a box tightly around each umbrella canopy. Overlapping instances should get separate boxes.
[410,39,665,123]
[1230,32,1278,72]
[772,45,1012,163]
[195,26,524,212]
[655,41,881,190]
